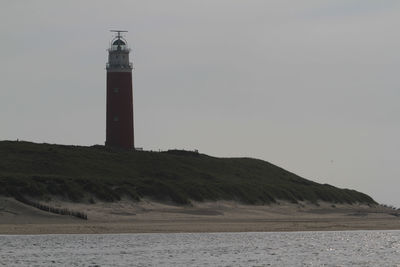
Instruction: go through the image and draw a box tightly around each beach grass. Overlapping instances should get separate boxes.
[0,141,376,205]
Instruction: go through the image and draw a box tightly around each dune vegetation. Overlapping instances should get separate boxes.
[0,141,375,205]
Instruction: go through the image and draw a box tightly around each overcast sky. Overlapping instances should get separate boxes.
[1,0,400,206]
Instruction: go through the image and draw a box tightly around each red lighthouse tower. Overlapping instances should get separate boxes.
[106,30,134,149]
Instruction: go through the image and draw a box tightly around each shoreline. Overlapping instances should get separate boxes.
[2,219,400,235]
[1,197,400,235]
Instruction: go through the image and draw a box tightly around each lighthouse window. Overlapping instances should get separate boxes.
[113,116,119,122]
[113,88,119,93]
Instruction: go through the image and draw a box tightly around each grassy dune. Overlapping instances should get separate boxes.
[0,141,375,205]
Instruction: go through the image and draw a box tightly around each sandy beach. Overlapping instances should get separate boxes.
[1,197,399,235]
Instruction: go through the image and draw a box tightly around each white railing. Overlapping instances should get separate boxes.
[109,45,131,52]
[106,62,133,69]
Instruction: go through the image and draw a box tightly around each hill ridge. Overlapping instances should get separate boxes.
[0,141,376,205]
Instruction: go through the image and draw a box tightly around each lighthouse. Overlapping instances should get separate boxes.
[106,30,134,149]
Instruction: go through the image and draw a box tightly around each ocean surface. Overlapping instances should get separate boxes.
[1,231,400,266]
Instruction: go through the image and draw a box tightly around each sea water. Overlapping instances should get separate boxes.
[1,231,400,266]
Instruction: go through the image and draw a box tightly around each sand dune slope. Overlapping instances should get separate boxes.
[1,197,399,234]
